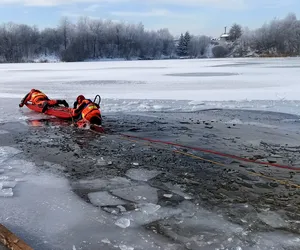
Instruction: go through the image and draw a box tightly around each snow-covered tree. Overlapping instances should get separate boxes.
[183,31,191,56]
[176,34,185,56]
[189,35,211,57]
[229,23,242,41]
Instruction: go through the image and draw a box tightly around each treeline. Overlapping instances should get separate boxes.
[0,13,300,63]
[0,17,210,62]
[0,17,177,62]
[0,16,212,63]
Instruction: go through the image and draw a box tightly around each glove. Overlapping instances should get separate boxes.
[19,103,23,107]
[73,101,78,109]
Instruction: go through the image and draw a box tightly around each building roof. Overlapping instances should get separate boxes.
[220,33,230,38]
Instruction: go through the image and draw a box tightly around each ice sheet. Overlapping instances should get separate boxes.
[1,58,300,118]
[0,148,177,250]
[0,146,299,249]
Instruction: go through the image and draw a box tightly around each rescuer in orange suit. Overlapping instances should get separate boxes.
[72,95,102,125]
[19,89,69,113]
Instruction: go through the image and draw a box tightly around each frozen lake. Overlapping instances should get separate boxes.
[1,58,300,250]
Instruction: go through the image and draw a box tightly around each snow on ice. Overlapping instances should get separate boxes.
[1,58,300,122]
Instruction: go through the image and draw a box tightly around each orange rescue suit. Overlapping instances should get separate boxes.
[19,89,49,107]
[72,99,101,122]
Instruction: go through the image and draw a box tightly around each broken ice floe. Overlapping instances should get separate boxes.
[258,211,288,228]
[73,177,133,191]
[101,239,111,244]
[115,203,182,228]
[88,191,127,207]
[44,161,66,171]
[115,218,131,228]
[119,245,134,250]
[0,147,22,164]
[1,181,17,188]
[164,182,193,200]
[125,168,161,182]
[0,188,13,197]
[111,185,158,204]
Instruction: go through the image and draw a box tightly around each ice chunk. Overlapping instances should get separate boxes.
[164,183,192,199]
[119,205,182,227]
[140,203,161,214]
[163,194,173,198]
[119,245,134,250]
[0,130,9,134]
[44,161,66,171]
[176,201,244,234]
[0,188,13,197]
[258,211,288,228]
[111,185,158,204]
[74,177,133,190]
[117,205,127,212]
[115,218,131,228]
[1,181,17,188]
[7,160,35,174]
[97,157,108,166]
[0,147,22,164]
[101,239,111,244]
[88,191,126,207]
[125,168,161,182]
[132,163,139,166]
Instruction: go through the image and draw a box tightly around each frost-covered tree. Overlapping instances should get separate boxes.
[229,23,242,41]
[183,31,191,56]
[176,31,191,57]
[0,12,300,62]
[240,12,300,56]
[177,34,185,56]
[212,45,228,58]
[189,35,211,57]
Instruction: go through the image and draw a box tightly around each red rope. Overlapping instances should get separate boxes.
[120,134,300,171]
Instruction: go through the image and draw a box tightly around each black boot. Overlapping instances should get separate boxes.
[58,100,69,107]
[42,102,48,113]
[62,100,69,107]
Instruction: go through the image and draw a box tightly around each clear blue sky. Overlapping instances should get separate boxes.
[0,0,299,37]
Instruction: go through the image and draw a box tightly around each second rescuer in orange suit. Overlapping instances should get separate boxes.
[72,95,102,125]
[19,89,69,112]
